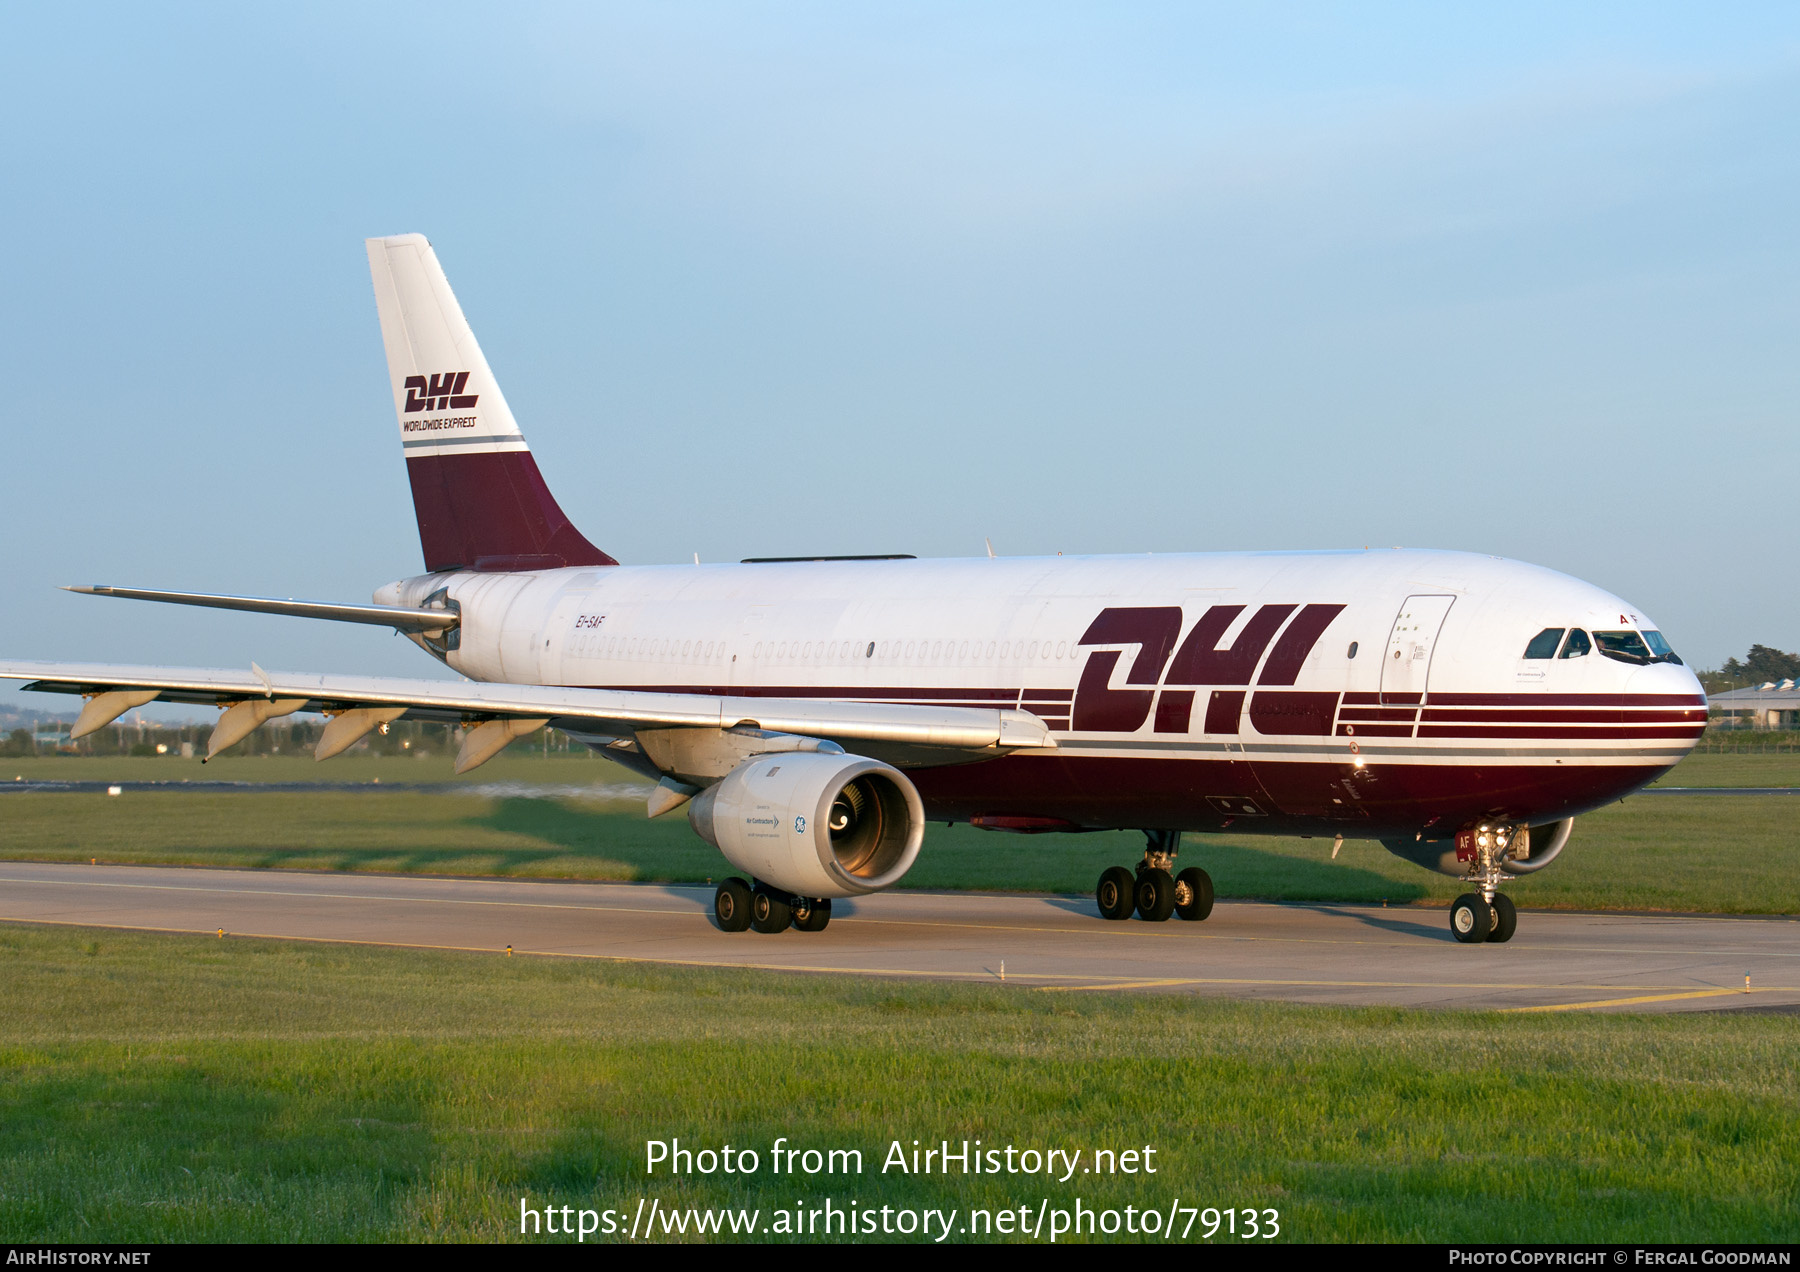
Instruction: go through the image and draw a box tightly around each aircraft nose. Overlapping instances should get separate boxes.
[1625,661,1705,698]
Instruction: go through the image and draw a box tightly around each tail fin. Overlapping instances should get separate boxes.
[365,234,616,573]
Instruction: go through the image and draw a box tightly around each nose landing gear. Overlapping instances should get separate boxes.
[1096,831,1214,923]
[1451,823,1521,944]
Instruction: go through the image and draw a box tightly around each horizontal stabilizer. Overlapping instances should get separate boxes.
[65,586,459,634]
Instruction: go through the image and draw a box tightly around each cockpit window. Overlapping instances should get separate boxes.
[1523,628,1565,659]
[1560,628,1591,659]
[1595,630,1682,666]
[1594,630,1651,664]
[1641,630,1683,665]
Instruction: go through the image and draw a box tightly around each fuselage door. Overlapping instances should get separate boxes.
[540,589,596,686]
[1381,595,1456,704]
[731,605,772,691]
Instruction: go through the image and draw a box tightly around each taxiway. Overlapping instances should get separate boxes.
[2,861,1795,1013]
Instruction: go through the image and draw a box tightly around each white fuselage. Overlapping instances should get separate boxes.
[376,548,1705,837]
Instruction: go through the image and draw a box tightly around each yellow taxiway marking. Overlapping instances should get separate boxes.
[1505,988,1762,1013]
[1044,979,1799,996]
[1044,979,1209,991]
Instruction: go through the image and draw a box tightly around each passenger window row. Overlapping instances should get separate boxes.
[564,631,1073,664]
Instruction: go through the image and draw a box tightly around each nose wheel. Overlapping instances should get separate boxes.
[1095,832,1213,923]
[1450,893,1517,943]
[1488,893,1517,942]
[1450,894,1491,943]
[1449,823,1523,944]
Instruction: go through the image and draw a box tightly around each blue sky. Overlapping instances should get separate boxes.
[3,3,1797,717]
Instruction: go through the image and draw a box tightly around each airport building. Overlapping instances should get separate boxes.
[1708,681,1800,729]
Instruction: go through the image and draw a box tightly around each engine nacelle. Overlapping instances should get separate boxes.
[1381,817,1574,877]
[687,752,925,899]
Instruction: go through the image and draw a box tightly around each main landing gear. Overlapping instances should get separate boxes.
[1096,831,1214,923]
[713,877,832,934]
[1450,823,1520,944]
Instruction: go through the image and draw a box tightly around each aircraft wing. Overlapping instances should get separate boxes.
[0,660,1056,770]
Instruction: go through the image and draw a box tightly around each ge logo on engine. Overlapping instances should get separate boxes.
[794,816,806,834]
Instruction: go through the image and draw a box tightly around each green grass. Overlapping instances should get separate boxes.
[3,783,1795,914]
[1,924,1794,1243]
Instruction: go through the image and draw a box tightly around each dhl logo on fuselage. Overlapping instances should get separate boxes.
[1072,604,1344,733]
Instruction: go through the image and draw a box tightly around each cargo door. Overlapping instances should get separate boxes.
[1187,689,1276,826]
[1381,595,1456,705]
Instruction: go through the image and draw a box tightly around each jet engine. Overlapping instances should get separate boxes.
[1381,817,1574,877]
[687,752,925,899]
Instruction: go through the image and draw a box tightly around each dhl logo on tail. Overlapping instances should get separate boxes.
[403,372,478,413]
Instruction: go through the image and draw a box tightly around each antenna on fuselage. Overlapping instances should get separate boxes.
[985,538,996,559]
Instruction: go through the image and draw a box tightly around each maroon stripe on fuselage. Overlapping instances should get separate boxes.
[1420,708,1705,724]
[1425,692,1706,707]
[910,752,1675,836]
[1246,691,1339,736]
[1417,724,1706,740]
[583,685,1705,710]
[586,682,1707,738]
[406,451,615,572]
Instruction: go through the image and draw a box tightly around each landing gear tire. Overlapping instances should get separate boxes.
[1486,894,1517,944]
[1175,866,1215,922]
[792,898,832,932]
[1096,866,1135,921]
[1134,868,1177,922]
[714,877,753,932]
[1450,893,1493,944]
[750,886,793,934]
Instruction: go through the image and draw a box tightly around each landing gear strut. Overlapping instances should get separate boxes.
[713,877,832,934]
[1096,831,1213,923]
[1451,823,1520,944]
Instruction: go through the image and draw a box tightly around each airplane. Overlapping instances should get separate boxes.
[1,234,1707,945]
